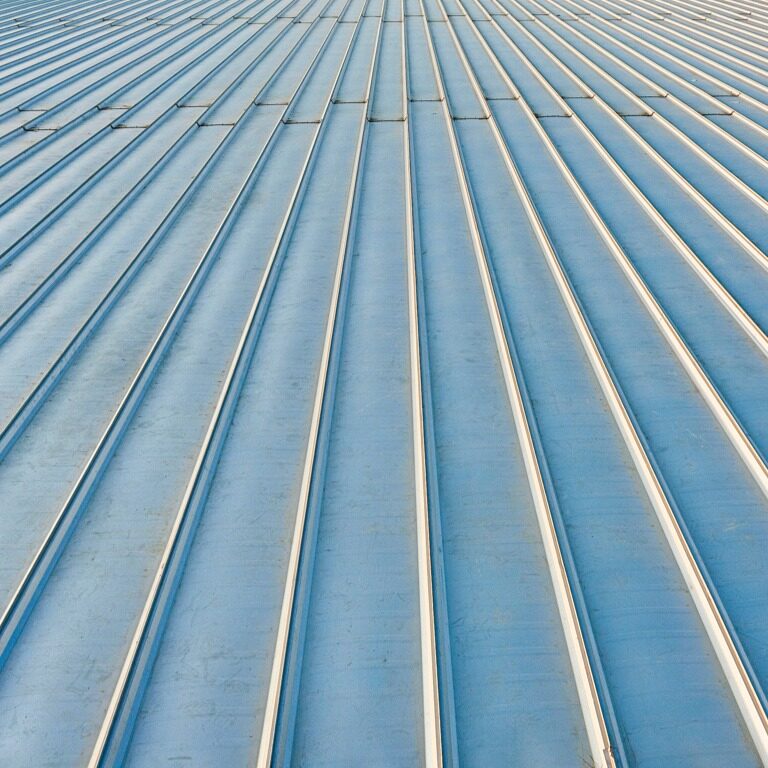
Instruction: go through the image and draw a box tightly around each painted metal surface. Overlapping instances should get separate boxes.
[0,0,766,764]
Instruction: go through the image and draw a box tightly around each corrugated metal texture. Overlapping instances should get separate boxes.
[0,0,767,764]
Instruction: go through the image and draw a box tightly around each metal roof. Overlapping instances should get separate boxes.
[0,0,767,764]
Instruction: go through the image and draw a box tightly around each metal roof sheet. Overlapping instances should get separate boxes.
[0,0,767,764]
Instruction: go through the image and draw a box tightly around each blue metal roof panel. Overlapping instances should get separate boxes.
[0,0,767,765]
